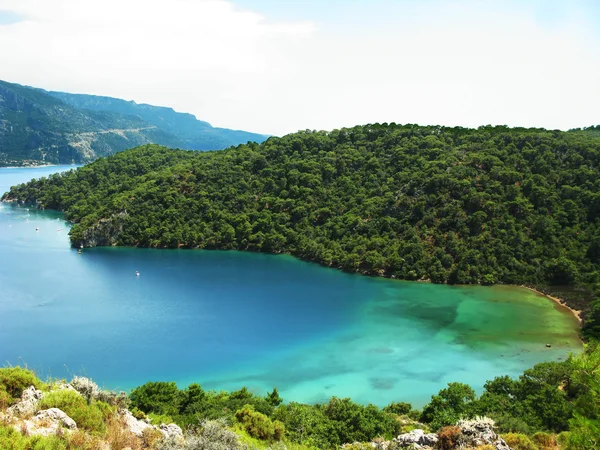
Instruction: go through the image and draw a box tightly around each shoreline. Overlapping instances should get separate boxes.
[0,197,588,329]
[0,164,58,169]
[521,286,583,324]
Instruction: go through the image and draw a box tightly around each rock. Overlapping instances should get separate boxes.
[395,429,438,448]
[18,408,77,436]
[494,438,512,450]
[121,409,155,437]
[456,417,511,449]
[160,422,183,440]
[35,408,77,429]
[7,386,43,417]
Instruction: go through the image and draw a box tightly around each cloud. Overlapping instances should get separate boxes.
[0,0,598,135]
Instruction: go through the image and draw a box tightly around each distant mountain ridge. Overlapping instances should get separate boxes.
[46,90,267,151]
[0,80,267,166]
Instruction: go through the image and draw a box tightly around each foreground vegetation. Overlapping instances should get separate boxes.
[1,345,599,449]
[3,124,600,336]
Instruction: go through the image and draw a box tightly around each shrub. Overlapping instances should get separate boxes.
[40,390,108,434]
[0,386,11,410]
[273,419,286,441]
[0,367,45,401]
[556,431,570,447]
[437,425,462,450]
[0,424,67,449]
[235,404,277,440]
[130,381,180,416]
[156,419,245,450]
[383,402,412,416]
[69,376,99,403]
[531,431,557,449]
[501,433,538,450]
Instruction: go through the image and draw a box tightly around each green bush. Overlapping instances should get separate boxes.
[383,402,412,416]
[501,433,538,450]
[0,386,11,409]
[129,381,180,416]
[40,390,108,435]
[0,424,67,450]
[531,431,557,449]
[0,367,45,402]
[235,404,283,441]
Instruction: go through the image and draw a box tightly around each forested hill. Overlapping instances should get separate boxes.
[4,124,600,328]
[0,80,266,166]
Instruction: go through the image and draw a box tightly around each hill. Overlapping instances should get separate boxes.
[46,90,267,151]
[3,123,600,333]
[0,80,266,166]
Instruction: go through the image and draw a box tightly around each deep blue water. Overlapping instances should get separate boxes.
[0,166,581,406]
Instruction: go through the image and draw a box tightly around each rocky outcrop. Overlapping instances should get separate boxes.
[19,408,77,436]
[7,386,43,417]
[121,409,155,437]
[395,429,439,448]
[160,422,184,440]
[74,211,128,247]
[456,417,511,450]
[120,409,183,441]
[381,417,511,450]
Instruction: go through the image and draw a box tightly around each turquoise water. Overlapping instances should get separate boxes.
[0,167,581,407]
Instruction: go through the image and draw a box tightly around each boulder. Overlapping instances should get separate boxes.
[18,408,77,436]
[395,429,438,448]
[121,409,155,437]
[7,386,43,417]
[456,417,512,450]
[160,422,184,440]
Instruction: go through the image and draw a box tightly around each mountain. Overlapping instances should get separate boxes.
[0,80,267,166]
[46,90,268,151]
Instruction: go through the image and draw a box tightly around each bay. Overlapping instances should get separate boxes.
[0,166,582,406]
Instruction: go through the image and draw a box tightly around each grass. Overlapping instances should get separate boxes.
[39,390,110,435]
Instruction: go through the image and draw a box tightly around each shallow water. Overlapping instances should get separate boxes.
[0,166,581,406]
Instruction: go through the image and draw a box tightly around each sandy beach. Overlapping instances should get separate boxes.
[522,286,583,324]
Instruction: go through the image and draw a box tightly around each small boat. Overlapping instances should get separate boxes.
[35,227,39,232]
[136,270,140,277]
[78,249,82,254]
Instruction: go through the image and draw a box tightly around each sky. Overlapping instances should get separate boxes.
[0,0,599,136]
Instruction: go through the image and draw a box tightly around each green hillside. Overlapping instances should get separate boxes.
[0,80,266,166]
[4,123,600,334]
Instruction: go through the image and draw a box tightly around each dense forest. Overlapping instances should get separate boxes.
[3,123,600,335]
[1,345,599,449]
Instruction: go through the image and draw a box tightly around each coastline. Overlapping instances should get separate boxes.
[0,164,58,169]
[521,286,583,324]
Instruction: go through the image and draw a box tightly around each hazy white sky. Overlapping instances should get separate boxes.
[0,0,598,135]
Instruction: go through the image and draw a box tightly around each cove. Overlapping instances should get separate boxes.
[0,166,582,407]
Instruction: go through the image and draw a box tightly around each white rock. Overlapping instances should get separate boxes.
[7,386,43,417]
[160,422,183,440]
[395,429,438,448]
[17,408,77,436]
[121,409,155,437]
